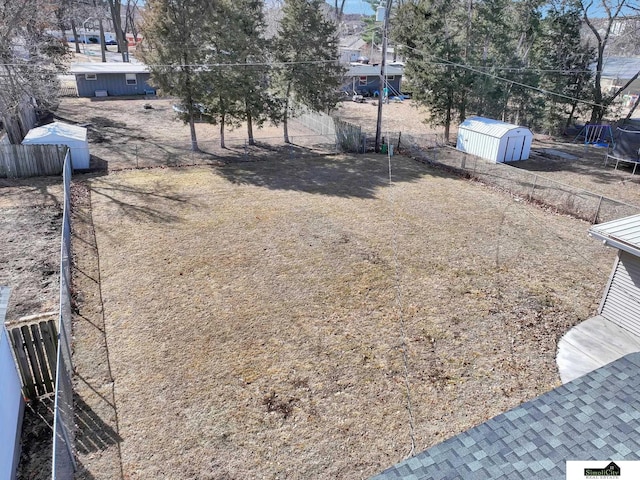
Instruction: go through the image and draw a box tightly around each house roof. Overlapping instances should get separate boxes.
[459,116,531,139]
[372,352,640,479]
[589,214,640,257]
[596,56,640,81]
[22,122,87,143]
[340,35,366,51]
[70,62,149,75]
[346,64,403,77]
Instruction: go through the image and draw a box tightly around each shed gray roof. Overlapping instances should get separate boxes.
[589,214,640,257]
[458,116,531,139]
[372,352,640,480]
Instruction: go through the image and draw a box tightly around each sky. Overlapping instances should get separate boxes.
[331,0,375,15]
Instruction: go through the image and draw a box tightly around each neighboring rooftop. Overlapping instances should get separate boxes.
[596,56,640,80]
[372,352,640,479]
[69,62,149,75]
[589,214,640,257]
[346,64,403,76]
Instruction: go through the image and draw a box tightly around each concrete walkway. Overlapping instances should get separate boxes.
[557,315,640,383]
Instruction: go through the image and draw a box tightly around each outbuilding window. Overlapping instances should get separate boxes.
[386,75,395,80]
[359,76,367,86]
[85,74,97,81]
[125,73,137,85]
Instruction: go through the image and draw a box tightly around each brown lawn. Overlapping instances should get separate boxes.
[74,155,614,479]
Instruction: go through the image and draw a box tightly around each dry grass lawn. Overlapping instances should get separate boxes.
[77,154,615,479]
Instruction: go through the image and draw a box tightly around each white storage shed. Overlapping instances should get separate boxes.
[22,122,90,169]
[456,116,533,163]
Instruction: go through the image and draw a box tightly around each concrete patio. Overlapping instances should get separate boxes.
[557,314,640,384]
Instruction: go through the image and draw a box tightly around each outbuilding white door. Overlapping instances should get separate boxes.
[504,136,525,162]
[600,251,640,336]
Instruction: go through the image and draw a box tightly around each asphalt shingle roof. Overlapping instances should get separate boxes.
[372,352,640,480]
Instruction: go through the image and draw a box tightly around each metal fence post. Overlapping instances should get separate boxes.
[529,174,538,200]
[593,195,603,224]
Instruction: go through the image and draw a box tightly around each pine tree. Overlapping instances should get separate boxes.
[141,0,213,151]
[393,0,465,142]
[274,0,344,143]
[533,1,594,133]
[199,0,275,148]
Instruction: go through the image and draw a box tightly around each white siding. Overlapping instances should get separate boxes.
[600,251,640,336]
[456,116,533,163]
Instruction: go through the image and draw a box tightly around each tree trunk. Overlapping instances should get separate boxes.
[566,102,578,129]
[107,0,129,61]
[71,20,81,53]
[188,114,199,151]
[220,113,226,149]
[283,83,291,144]
[247,107,254,146]
[98,20,107,63]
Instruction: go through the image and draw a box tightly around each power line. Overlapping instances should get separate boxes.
[400,43,608,109]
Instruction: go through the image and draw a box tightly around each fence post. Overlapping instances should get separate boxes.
[397,132,402,152]
[593,195,603,224]
[529,174,537,200]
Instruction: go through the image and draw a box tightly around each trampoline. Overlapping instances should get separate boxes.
[604,126,640,174]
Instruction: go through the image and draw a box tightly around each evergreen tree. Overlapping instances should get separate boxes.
[142,0,213,151]
[201,0,276,147]
[274,0,344,143]
[393,0,465,142]
[533,1,594,133]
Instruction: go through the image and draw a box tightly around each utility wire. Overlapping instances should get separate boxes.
[400,43,609,109]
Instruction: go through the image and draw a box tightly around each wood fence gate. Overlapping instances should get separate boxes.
[7,319,58,400]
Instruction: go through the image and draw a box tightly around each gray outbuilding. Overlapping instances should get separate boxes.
[589,214,640,335]
[70,62,154,98]
[456,116,533,163]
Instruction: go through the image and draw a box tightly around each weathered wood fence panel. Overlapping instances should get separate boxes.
[0,144,66,178]
[8,319,58,400]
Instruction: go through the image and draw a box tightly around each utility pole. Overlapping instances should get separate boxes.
[374,0,393,153]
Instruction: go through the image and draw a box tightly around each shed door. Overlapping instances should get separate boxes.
[504,136,525,162]
[600,251,640,336]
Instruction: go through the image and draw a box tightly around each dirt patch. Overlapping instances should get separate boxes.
[75,156,614,479]
[0,178,63,323]
[16,397,54,480]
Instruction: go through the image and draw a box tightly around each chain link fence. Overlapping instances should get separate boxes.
[400,134,640,224]
[52,150,76,479]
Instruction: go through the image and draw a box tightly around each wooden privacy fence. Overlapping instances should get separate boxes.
[0,144,67,178]
[7,319,58,400]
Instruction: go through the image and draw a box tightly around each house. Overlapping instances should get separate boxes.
[588,214,640,333]
[69,62,154,98]
[373,352,640,479]
[0,287,23,480]
[343,64,403,97]
[339,35,367,64]
[595,56,640,95]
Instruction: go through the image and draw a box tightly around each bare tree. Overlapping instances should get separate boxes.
[105,0,130,61]
[581,0,636,122]
[0,0,67,143]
